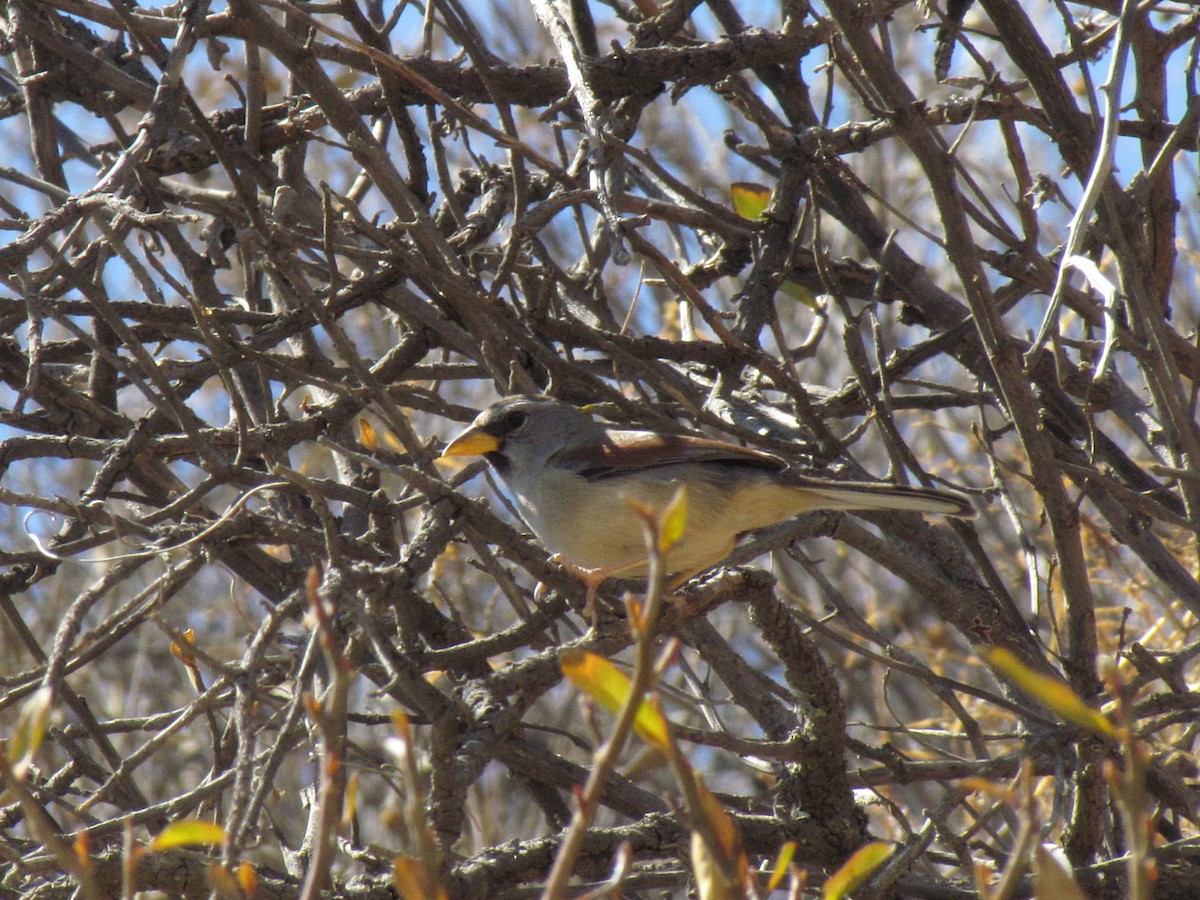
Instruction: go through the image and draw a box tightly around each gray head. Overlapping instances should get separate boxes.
[441,396,605,477]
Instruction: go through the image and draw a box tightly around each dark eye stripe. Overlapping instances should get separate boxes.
[494,410,527,434]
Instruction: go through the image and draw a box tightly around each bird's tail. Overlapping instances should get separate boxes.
[797,479,976,518]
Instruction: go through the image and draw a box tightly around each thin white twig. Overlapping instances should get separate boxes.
[24,482,289,563]
[1026,0,1138,364]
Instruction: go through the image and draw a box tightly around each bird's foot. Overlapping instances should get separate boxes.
[548,554,609,621]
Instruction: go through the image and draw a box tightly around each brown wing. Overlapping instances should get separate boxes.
[554,430,788,480]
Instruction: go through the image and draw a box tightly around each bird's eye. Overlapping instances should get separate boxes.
[496,410,527,434]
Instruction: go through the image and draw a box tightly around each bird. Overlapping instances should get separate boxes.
[440,396,975,582]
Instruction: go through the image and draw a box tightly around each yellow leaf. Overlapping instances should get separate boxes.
[305,694,323,718]
[148,819,227,852]
[342,772,359,828]
[237,861,258,897]
[560,650,670,749]
[690,774,746,900]
[8,686,53,781]
[694,774,741,861]
[394,858,424,900]
[381,427,405,453]
[74,830,90,870]
[333,69,361,91]
[359,418,378,451]
[1033,844,1086,900]
[974,860,996,892]
[627,597,644,631]
[693,829,735,900]
[730,182,772,220]
[624,745,669,779]
[960,777,1015,799]
[631,0,660,18]
[987,648,1116,738]
[767,841,797,892]
[171,629,198,667]
[393,710,412,740]
[394,856,449,900]
[659,486,688,553]
[208,863,244,898]
[823,841,893,900]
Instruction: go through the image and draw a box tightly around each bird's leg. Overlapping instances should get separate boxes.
[547,554,609,621]
[550,552,675,621]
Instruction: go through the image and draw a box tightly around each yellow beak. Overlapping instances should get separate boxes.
[440,427,502,458]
